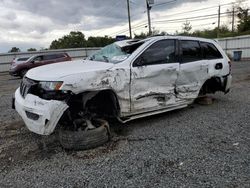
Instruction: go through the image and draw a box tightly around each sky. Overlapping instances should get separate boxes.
[0,0,249,53]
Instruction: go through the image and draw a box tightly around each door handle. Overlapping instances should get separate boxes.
[215,63,223,70]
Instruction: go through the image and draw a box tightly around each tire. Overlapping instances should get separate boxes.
[59,119,110,150]
[20,69,28,78]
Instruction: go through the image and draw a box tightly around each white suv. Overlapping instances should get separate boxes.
[13,36,232,149]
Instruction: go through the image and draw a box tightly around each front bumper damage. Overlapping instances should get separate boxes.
[14,88,68,135]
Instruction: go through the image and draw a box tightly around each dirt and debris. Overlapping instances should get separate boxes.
[0,61,250,187]
[195,96,214,105]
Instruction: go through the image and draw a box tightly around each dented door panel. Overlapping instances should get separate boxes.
[176,60,209,99]
[129,39,180,114]
[176,40,210,99]
[131,63,179,114]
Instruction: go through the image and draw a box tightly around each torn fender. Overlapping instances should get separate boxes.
[15,88,68,135]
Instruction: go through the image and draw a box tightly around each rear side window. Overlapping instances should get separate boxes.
[181,40,202,63]
[55,53,65,58]
[33,56,43,61]
[43,54,62,60]
[201,42,223,59]
[134,39,176,66]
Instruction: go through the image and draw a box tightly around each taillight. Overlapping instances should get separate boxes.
[228,61,231,73]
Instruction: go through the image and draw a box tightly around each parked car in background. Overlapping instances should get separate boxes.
[12,57,31,65]
[9,53,71,77]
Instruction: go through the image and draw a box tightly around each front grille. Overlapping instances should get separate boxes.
[20,77,37,98]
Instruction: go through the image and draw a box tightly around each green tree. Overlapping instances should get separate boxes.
[191,25,232,38]
[39,47,48,51]
[8,47,21,53]
[226,1,250,33]
[50,31,116,49]
[50,31,87,49]
[27,48,37,51]
[237,7,250,32]
[87,36,115,47]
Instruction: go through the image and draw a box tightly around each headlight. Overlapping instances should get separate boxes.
[39,81,63,91]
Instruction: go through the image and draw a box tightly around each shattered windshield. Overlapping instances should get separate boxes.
[88,43,129,64]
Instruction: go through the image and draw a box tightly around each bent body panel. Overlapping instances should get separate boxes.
[15,88,68,135]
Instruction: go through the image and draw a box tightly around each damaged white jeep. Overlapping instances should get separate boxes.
[13,36,232,149]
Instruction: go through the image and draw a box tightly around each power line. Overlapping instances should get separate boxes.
[153,16,229,31]
[94,0,250,37]
[107,20,149,37]
[155,22,219,31]
[151,2,236,22]
[109,22,148,36]
[110,23,148,36]
[152,0,177,7]
[147,0,250,29]
[109,2,235,37]
[109,11,231,37]
[116,13,230,36]
[129,0,140,6]
[153,11,232,24]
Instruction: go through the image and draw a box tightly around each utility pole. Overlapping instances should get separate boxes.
[126,0,132,38]
[146,0,152,36]
[217,5,221,38]
[232,5,235,32]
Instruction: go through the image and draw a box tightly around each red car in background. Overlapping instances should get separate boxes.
[9,53,71,77]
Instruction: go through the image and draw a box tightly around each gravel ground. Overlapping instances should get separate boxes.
[0,61,249,187]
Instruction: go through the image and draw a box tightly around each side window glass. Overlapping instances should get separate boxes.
[134,40,176,66]
[52,54,58,59]
[43,55,50,60]
[56,54,63,58]
[201,42,223,59]
[34,56,42,62]
[44,54,57,60]
[181,40,202,63]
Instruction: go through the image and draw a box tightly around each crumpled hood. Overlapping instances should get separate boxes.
[26,60,113,81]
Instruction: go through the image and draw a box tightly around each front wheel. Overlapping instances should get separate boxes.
[59,119,110,150]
